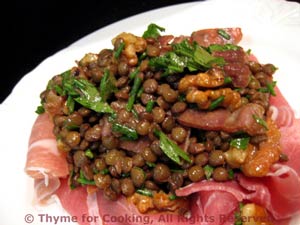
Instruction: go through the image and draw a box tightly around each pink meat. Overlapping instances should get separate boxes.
[55,179,93,225]
[177,103,266,135]
[56,178,203,225]
[223,62,251,88]
[191,28,242,47]
[25,113,69,203]
[96,188,236,225]
[269,87,295,128]
[195,191,238,225]
[25,113,68,179]
[237,166,300,220]
[119,137,151,153]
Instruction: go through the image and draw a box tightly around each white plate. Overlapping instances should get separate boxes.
[1,0,299,224]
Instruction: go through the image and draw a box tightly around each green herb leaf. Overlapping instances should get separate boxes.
[61,70,78,96]
[258,81,277,96]
[136,188,153,197]
[66,95,75,114]
[126,75,142,111]
[193,44,225,68]
[170,168,185,173]
[68,169,77,190]
[114,42,125,59]
[142,23,165,39]
[224,76,232,84]
[61,71,115,114]
[54,84,64,96]
[204,165,214,179]
[100,69,117,102]
[230,137,250,150]
[77,170,96,185]
[149,40,225,76]
[73,78,114,114]
[85,149,94,159]
[207,44,240,52]
[35,105,45,114]
[228,169,235,179]
[75,96,114,114]
[154,129,191,165]
[253,114,268,130]
[234,202,244,225]
[146,162,156,168]
[169,194,177,200]
[208,96,225,110]
[146,100,155,112]
[129,67,140,80]
[112,123,138,140]
[100,168,109,175]
[217,29,231,40]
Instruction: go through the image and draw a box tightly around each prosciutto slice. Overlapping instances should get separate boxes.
[25,113,69,202]
[191,28,242,47]
[177,103,266,135]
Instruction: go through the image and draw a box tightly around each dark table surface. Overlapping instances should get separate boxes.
[4,0,199,103]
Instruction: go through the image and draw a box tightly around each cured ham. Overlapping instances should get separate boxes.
[119,137,151,153]
[191,28,243,47]
[269,87,295,128]
[25,113,68,202]
[177,103,266,135]
[25,113,68,179]
[57,178,239,225]
[213,49,251,88]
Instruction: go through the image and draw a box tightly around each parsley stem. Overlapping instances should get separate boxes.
[146,100,155,112]
[127,75,142,111]
[230,137,250,150]
[209,96,225,110]
[112,123,138,140]
[253,115,268,130]
[114,42,125,59]
[154,129,191,165]
[136,188,153,197]
[217,29,231,40]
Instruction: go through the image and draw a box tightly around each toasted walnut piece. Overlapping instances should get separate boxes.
[112,32,147,66]
[241,203,273,225]
[186,87,242,111]
[224,146,250,168]
[241,118,281,177]
[178,68,225,92]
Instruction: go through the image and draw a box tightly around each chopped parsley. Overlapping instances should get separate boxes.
[61,71,115,114]
[142,23,165,39]
[204,165,214,179]
[35,105,45,114]
[208,96,225,110]
[258,81,277,96]
[253,114,268,130]
[100,69,117,102]
[154,129,191,165]
[230,137,250,150]
[217,29,231,40]
[149,39,225,76]
[112,123,138,140]
[207,43,239,52]
[136,188,153,197]
[114,42,125,59]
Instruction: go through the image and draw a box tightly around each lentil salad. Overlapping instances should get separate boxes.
[36,24,284,214]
